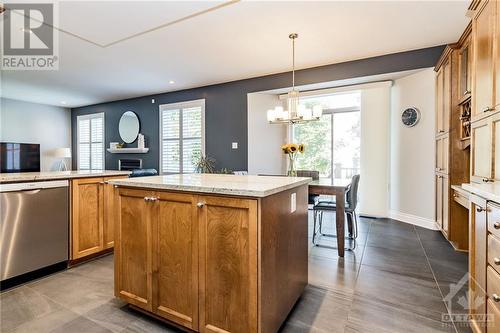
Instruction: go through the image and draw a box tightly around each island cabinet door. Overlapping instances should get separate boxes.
[115,188,154,312]
[198,196,258,333]
[71,177,104,259]
[152,192,199,331]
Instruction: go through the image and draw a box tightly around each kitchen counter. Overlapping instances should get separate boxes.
[113,173,309,332]
[0,170,130,183]
[462,182,500,203]
[108,173,311,197]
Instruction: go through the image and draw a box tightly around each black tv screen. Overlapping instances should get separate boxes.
[0,143,40,173]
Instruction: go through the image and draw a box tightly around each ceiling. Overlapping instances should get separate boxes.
[1,1,470,108]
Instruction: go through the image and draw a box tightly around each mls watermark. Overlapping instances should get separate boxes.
[1,2,59,70]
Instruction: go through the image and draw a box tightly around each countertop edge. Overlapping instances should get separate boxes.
[462,183,500,203]
[0,171,131,183]
[108,178,311,198]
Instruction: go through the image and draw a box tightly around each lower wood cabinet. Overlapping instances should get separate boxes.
[115,188,258,333]
[71,176,127,260]
[436,174,449,235]
[470,195,488,333]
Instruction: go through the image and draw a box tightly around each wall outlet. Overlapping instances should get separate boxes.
[232,142,238,149]
[290,193,296,213]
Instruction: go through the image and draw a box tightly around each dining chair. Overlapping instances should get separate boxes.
[312,174,360,250]
[296,170,320,205]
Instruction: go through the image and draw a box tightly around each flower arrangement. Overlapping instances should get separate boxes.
[281,143,305,176]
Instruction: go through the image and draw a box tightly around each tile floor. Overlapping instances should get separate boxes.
[1,214,470,333]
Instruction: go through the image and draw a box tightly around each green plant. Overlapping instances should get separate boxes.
[194,154,216,173]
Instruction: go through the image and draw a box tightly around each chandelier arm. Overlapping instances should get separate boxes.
[292,35,295,91]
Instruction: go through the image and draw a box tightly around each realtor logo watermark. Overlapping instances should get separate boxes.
[1,2,59,70]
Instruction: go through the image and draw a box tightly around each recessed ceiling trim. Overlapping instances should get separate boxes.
[6,0,240,48]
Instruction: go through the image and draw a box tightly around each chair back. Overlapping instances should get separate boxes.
[346,174,360,209]
[296,170,320,180]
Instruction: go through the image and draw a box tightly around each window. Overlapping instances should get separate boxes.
[293,91,361,181]
[77,113,105,170]
[159,99,205,174]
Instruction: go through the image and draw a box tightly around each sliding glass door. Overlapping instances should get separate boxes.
[293,92,361,181]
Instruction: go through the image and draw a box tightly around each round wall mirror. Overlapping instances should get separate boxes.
[119,111,140,143]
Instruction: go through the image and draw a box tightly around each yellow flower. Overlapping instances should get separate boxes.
[298,144,305,153]
[281,144,289,154]
[288,143,299,153]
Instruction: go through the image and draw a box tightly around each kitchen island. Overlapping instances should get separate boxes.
[109,174,310,333]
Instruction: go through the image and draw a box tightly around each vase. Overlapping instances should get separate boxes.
[287,155,297,177]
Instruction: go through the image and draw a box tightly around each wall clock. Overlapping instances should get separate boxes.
[401,107,421,127]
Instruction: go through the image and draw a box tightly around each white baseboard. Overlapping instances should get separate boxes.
[388,210,439,230]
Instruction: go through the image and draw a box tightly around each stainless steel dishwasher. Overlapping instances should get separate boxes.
[0,180,69,281]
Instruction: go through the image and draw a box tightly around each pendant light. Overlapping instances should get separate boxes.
[267,33,323,124]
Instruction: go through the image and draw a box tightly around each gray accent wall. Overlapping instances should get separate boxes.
[71,45,444,171]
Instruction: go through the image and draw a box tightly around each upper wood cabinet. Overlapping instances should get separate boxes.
[459,34,472,98]
[436,58,452,135]
[71,175,127,260]
[472,0,497,121]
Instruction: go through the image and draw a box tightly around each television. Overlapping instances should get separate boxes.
[0,142,41,173]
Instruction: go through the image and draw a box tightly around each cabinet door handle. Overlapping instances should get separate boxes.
[493,294,500,302]
[151,197,159,202]
[197,202,205,208]
[494,258,500,265]
[99,181,106,185]
[464,90,471,96]
[438,130,445,133]
[495,222,500,230]
[477,207,485,213]
[483,106,493,113]
[482,178,494,183]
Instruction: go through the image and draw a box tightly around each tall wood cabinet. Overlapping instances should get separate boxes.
[115,188,259,333]
[434,29,472,250]
[71,175,127,260]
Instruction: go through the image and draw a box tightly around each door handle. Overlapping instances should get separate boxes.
[483,106,493,113]
[22,189,41,194]
[482,178,493,183]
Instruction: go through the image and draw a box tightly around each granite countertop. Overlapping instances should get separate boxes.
[0,170,131,183]
[108,174,312,198]
[462,182,500,203]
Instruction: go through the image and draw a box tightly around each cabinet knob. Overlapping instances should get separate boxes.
[144,197,151,202]
[477,207,485,213]
[493,294,500,302]
[197,202,205,208]
[494,258,500,265]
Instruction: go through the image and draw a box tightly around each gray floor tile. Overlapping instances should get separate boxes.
[0,286,72,333]
[308,256,359,292]
[361,245,433,279]
[354,265,448,321]
[51,315,114,333]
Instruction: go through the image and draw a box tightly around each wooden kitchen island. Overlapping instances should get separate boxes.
[108,174,310,333]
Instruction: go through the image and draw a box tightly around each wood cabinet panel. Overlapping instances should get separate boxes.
[199,196,258,333]
[443,176,449,235]
[153,192,198,330]
[470,195,488,332]
[115,188,153,311]
[71,177,104,259]
[494,114,500,181]
[473,0,496,120]
[436,174,444,230]
[436,67,444,135]
[471,118,493,182]
[488,298,500,333]
[443,59,451,133]
[489,234,500,275]
[490,203,500,239]
[436,135,450,174]
[497,0,500,110]
[459,36,472,97]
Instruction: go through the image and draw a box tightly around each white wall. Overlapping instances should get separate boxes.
[389,68,436,229]
[0,98,72,171]
[359,83,391,217]
[247,93,286,175]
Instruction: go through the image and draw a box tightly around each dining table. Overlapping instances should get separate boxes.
[308,178,351,257]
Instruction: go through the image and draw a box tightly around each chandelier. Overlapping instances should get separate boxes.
[267,33,323,124]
